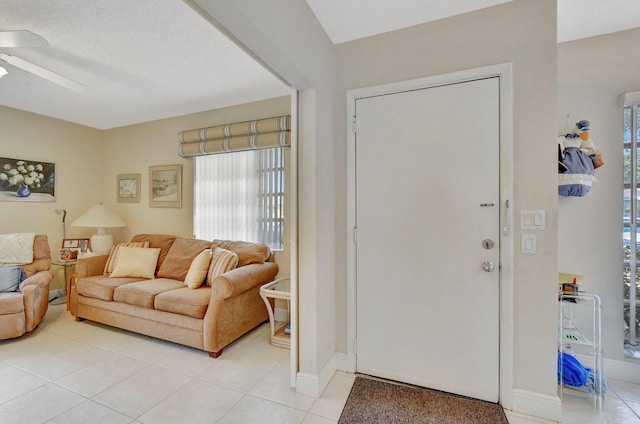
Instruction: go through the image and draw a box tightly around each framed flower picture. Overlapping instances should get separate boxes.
[0,156,55,202]
[149,165,182,208]
[117,173,141,203]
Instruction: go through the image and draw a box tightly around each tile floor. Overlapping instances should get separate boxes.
[1,303,639,423]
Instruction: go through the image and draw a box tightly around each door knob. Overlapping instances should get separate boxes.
[482,261,495,272]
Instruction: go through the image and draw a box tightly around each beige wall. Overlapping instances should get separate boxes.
[335,0,559,401]
[0,95,291,289]
[196,0,560,410]
[102,95,292,276]
[0,106,104,290]
[558,28,640,364]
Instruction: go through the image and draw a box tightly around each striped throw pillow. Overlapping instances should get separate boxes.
[103,241,150,275]
[206,247,238,286]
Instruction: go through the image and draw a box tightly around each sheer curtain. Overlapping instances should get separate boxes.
[194,151,259,242]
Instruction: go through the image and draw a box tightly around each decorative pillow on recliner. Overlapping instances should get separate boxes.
[0,266,26,292]
[184,249,212,289]
[206,247,239,286]
[109,247,161,279]
[103,241,150,275]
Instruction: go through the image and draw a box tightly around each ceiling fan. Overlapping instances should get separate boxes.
[0,30,86,93]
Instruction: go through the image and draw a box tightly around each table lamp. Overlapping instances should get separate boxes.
[70,204,126,254]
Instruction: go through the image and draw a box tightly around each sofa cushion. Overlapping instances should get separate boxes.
[0,292,25,314]
[211,239,270,267]
[206,248,238,286]
[130,234,177,273]
[154,286,211,319]
[103,241,150,275]
[0,266,25,292]
[77,276,144,301]
[113,279,184,308]
[184,249,212,289]
[157,238,211,281]
[109,247,161,279]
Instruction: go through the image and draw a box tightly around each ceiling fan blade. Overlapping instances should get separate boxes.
[0,52,86,93]
[0,30,49,48]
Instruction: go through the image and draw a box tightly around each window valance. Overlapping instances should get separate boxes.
[178,115,290,158]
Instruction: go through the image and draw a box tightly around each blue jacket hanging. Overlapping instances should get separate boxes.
[558,134,595,197]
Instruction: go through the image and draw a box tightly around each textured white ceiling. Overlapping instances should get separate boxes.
[304,0,513,44]
[1,1,638,130]
[306,0,640,44]
[0,0,290,129]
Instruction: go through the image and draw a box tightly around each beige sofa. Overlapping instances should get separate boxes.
[0,235,53,340]
[69,234,278,357]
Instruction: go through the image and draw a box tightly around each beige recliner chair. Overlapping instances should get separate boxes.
[0,235,53,340]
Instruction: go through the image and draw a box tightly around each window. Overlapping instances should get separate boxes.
[194,148,285,250]
[623,104,640,356]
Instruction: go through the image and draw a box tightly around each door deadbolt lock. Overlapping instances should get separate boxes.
[482,239,494,250]
[482,261,495,272]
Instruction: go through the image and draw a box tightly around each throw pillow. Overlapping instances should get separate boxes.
[109,247,161,279]
[156,238,212,281]
[103,241,150,275]
[184,249,212,289]
[211,239,270,267]
[206,247,239,286]
[0,266,25,292]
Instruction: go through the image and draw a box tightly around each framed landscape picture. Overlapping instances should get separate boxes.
[117,173,141,203]
[149,165,182,208]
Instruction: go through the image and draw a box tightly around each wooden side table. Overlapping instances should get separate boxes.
[259,277,291,348]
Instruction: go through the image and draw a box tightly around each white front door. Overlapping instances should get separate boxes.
[355,77,501,402]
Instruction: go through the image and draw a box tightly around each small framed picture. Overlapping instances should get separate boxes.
[59,248,79,262]
[117,173,141,203]
[149,165,182,208]
[62,238,89,252]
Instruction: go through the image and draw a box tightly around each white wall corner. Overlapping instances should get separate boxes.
[511,389,561,422]
[296,354,337,397]
[603,357,640,384]
[335,352,349,372]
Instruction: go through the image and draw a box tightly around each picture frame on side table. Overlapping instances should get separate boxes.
[149,165,182,208]
[62,238,90,253]
[117,173,141,203]
[59,248,79,262]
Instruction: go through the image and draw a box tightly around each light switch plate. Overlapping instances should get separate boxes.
[521,234,536,254]
[521,210,545,230]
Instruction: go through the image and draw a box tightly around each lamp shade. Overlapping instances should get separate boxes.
[71,204,126,254]
[71,204,125,228]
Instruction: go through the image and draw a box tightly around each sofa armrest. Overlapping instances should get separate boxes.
[75,255,109,278]
[211,262,279,300]
[19,270,53,291]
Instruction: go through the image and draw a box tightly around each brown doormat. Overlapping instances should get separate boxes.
[338,376,508,424]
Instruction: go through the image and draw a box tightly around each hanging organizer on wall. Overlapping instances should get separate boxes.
[558,119,604,197]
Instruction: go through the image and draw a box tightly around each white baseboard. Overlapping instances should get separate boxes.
[573,354,640,384]
[335,351,348,372]
[296,354,337,397]
[603,357,640,384]
[511,389,561,422]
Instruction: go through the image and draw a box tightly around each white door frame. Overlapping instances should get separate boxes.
[345,63,514,409]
